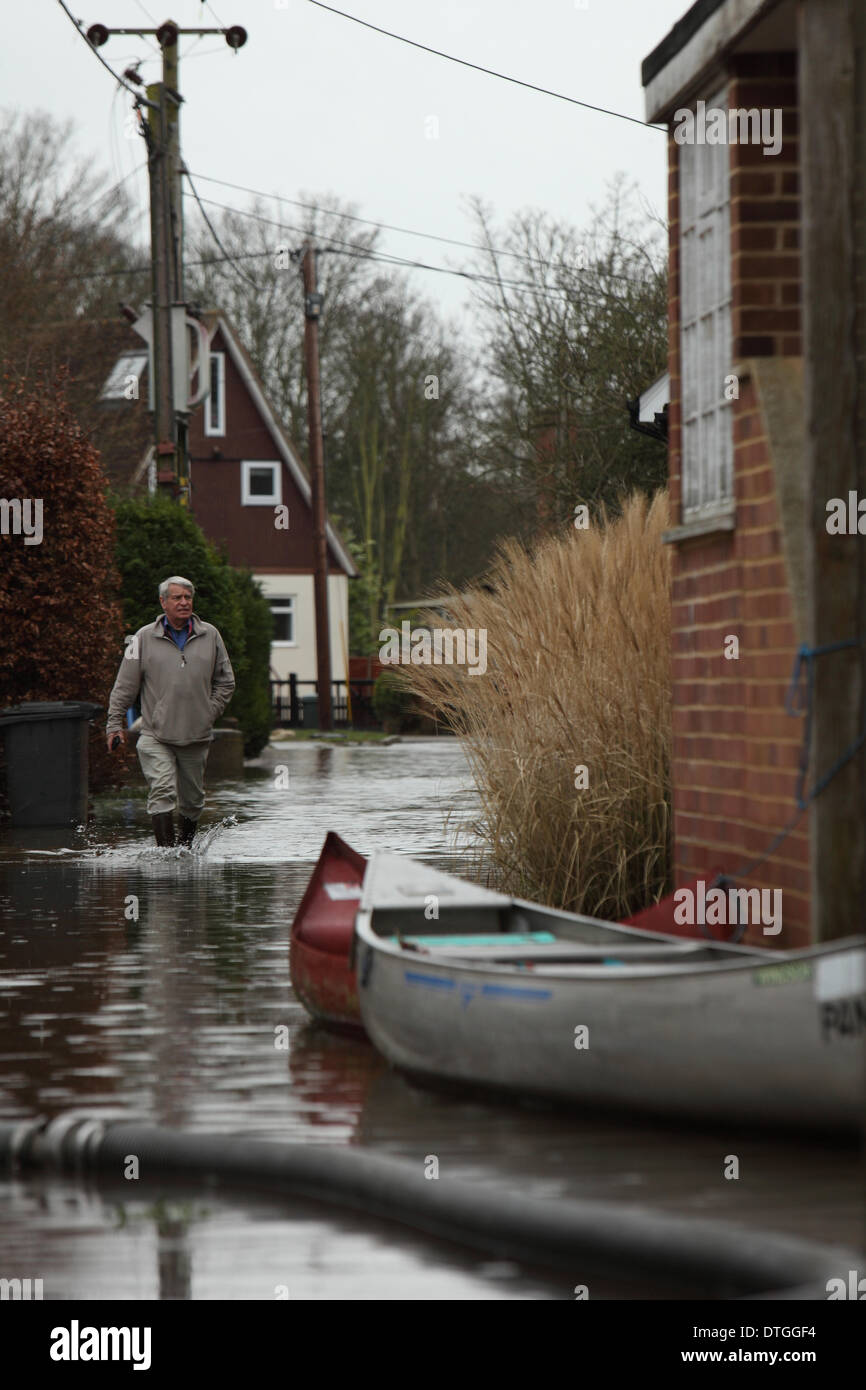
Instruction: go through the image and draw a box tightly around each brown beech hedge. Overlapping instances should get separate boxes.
[0,373,125,800]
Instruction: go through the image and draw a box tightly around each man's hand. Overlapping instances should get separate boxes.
[107,730,126,752]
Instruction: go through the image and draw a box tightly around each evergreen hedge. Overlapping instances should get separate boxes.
[112,495,272,756]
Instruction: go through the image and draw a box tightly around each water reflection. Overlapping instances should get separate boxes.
[0,1172,573,1300]
[1,738,863,1297]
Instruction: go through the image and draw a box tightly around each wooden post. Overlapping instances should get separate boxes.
[302,244,332,731]
[289,672,298,727]
[798,0,863,939]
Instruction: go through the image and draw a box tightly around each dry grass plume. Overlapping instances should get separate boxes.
[399,491,672,919]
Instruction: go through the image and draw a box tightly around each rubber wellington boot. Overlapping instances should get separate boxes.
[151,812,176,847]
[178,816,197,847]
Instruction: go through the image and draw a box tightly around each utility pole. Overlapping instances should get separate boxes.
[86,19,247,506]
[302,243,333,731]
[146,46,179,499]
[159,23,187,499]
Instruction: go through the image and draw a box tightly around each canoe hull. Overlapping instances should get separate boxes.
[290,935,363,1030]
[289,832,366,1030]
[358,937,865,1131]
[355,855,866,1133]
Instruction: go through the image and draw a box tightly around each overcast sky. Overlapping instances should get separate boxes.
[5,1,688,329]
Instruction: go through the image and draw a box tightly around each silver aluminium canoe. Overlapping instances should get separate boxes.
[354,853,866,1133]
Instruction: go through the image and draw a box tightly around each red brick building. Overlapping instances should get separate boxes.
[642,0,866,943]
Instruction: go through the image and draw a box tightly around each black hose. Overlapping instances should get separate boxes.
[1,1115,858,1298]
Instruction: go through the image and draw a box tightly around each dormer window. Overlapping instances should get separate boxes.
[100,353,148,403]
[205,352,225,436]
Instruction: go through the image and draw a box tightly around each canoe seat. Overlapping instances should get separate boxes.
[391,937,708,962]
[397,932,557,948]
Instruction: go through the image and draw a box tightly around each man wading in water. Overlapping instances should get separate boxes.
[106,576,236,847]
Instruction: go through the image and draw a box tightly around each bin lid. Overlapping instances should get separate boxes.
[0,701,103,728]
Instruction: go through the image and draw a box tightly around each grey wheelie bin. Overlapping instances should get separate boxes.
[0,701,103,827]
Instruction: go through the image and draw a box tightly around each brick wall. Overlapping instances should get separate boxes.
[729,54,801,358]
[666,53,811,946]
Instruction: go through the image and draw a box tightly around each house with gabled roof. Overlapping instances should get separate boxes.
[183,312,357,689]
[24,311,357,693]
[642,0,866,944]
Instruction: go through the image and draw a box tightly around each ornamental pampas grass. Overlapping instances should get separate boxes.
[401,491,672,919]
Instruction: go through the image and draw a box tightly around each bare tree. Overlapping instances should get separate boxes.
[0,109,145,365]
[467,177,668,528]
[187,197,510,644]
[186,193,379,449]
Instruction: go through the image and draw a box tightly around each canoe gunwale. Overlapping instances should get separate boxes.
[356,909,865,983]
[356,850,787,964]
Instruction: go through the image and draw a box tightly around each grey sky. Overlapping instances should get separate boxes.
[5,1,687,327]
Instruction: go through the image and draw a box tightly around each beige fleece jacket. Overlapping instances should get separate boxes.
[107,613,236,745]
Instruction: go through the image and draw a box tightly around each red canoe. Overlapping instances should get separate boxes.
[290,832,367,1031]
[290,834,730,1032]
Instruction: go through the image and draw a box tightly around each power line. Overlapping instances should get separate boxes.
[51,242,565,303]
[326,244,578,302]
[183,168,260,290]
[55,0,157,109]
[185,190,380,256]
[185,175,660,289]
[52,231,660,312]
[182,198,641,308]
[187,170,548,272]
[305,1,663,133]
[203,0,227,27]
[49,245,297,286]
[182,191,577,299]
[87,152,148,224]
[53,209,659,308]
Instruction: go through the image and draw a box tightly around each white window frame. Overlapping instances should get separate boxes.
[204,351,226,436]
[241,460,282,506]
[679,87,734,522]
[269,597,296,647]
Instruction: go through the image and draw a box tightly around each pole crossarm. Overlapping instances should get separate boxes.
[85,22,247,49]
[90,28,231,37]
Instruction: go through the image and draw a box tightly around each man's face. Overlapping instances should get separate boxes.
[161,586,193,629]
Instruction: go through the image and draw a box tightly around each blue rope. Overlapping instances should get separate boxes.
[785,639,864,811]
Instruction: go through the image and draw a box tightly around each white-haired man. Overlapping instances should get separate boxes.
[106,577,236,847]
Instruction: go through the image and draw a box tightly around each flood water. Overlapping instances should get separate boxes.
[0,737,863,1300]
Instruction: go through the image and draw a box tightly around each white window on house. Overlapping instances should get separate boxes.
[269,597,296,645]
[241,460,281,505]
[204,351,225,436]
[679,91,734,521]
[100,353,148,402]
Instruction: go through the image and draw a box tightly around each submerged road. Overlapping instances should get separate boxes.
[0,738,862,1299]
